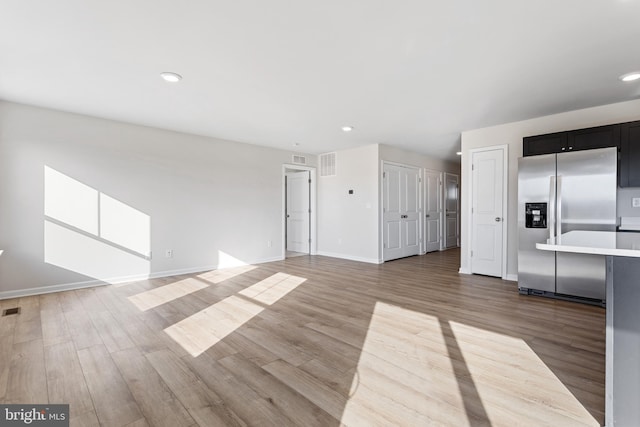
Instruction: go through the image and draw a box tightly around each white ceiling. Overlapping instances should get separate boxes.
[1,1,639,162]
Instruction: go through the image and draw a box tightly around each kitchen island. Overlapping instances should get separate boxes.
[537,230,640,427]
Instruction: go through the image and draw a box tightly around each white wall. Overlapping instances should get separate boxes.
[0,101,315,298]
[316,143,460,263]
[460,98,640,279]
[379,144,460,175]
[379,144,461,258]
[317,144,380,263]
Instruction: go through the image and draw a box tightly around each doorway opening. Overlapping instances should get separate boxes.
[282,164,317,259]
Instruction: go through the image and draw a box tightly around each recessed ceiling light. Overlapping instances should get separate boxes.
[160,72,182,83]
[341,126,354,132]
[456,151,462,155]
[620,71,640,82]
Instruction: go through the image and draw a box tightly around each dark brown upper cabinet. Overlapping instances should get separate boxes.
[566,124,621,152]
[523,124,620,157]
[522,131,568,156]
[523,120,640,187]
[619,121,640,188]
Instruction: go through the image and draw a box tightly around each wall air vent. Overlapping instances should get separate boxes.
[320,152,337,177]
[292,155,307,165]
[2,307,20,316]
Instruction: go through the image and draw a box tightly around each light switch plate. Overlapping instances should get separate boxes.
[633,198,640,208]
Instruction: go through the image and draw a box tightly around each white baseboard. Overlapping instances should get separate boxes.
[0,279,110,300]
[257,255,286,264]
[458,267,471,275]
[316,251,382,264]
[504,273,518,282]
[0,255,287,300]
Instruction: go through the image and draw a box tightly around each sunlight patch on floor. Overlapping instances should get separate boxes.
[164,272,306,357]
[342,302,599,426]
[128,278,209,311]
[341,302,468,426]
[239,272,305,304]
[198,264,257,284]
[447,321,600,426]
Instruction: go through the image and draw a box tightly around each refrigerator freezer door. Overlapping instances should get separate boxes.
[518,154,556,292]
[556,147,617,300]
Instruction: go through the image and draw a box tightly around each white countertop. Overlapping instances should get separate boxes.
[536,230,640,257]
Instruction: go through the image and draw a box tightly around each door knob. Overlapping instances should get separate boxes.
[495,217,501,222]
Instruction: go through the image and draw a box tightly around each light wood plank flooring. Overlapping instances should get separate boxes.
[0,249,605,426]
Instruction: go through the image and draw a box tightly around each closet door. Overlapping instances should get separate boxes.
[424,170,442,253]
[383,163,420,261]
[444,173,459,249]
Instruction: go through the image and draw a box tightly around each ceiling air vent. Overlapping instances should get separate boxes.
[320,152,337,177]
[292,155,307,165]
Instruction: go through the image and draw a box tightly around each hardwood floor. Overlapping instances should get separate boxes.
[0,249,605,426]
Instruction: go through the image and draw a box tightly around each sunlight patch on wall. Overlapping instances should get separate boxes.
[164,272,306,357]
[99,193,150,256]
[447,321,599,426]
[44,166,150,283]
[45,166,98,234]
[341,302,466,426]
[217,250,249,269]
[44,220,150,284]
[128,278,208,311]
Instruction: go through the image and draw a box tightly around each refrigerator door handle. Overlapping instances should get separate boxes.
[557,175,563,236]
[549,175,556,240]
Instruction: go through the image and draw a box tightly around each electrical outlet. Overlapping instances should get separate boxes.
[633,198,640,208]
[165,249,173,258]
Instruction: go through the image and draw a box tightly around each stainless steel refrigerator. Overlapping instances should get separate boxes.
[518,147,617,303]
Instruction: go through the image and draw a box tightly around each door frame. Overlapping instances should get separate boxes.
[380,161,423,261]
[467,144,509,280]
[282,164,317,258]
[424,169,444,252]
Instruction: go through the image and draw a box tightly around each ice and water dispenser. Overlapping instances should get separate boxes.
[525,202,547,228]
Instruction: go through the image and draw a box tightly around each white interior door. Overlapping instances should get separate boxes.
[383,165,403,261]
[286,171,310,253]
[383,163,420,261]
[471,149,504,277]
[424,170,442,253]
[444,173,459,249]
[402,167,421,257]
